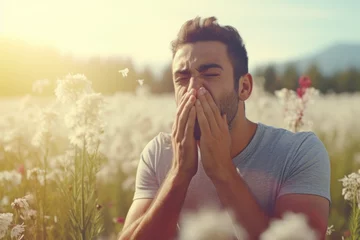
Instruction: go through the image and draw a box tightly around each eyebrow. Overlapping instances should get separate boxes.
[196,63,223,72]
[175,63,223,75]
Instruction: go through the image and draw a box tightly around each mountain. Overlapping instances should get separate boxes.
[254,43,360,76]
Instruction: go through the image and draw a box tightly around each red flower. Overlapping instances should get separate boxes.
[17,164,25,176]
[298,76,312,88]
[297,76,312,98]
[296,88,306,98]
[113,217,125,224]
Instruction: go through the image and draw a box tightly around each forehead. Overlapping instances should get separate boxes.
[172,41,229,71]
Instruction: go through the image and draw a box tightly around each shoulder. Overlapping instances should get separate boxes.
[272,128,330,174]
[260,123,326,154]
[288,131,328,160]
[140,131,172,171]
[258,123,329,168]
[142,132,172,155]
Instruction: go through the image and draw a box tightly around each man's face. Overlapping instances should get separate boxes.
[172,41,240,140]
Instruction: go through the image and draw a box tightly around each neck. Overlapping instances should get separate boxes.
[229,113,258,159]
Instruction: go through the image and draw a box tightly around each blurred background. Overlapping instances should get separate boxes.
[1,0,360,96]
[0,0,360,240]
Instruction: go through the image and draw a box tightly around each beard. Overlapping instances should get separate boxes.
[194,90,239,140]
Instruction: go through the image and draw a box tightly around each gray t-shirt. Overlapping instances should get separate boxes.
[133,122,331,217]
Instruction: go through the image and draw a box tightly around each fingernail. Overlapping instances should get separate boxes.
[199,87,206,95]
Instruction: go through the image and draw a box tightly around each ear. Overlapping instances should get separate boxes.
[237,73,253,101]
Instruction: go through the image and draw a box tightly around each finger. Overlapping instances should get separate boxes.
[197,88,220,133]
[204,90,223,126]
[184,106,196,140]
[195,99,211,137]
[177,94,196,139]
[172,92,192,133]
[222,113,229,131]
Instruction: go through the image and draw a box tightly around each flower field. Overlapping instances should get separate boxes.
[0,73,360,239]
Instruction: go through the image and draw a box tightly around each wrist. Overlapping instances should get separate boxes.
[210,165,239,186]
[168,167,193,187]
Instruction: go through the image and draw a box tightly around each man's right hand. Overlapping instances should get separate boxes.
[171,89,198,179]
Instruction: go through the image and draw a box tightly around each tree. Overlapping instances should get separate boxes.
[280,63,299,90]
[305,63,325,93]
[263,65,278,94]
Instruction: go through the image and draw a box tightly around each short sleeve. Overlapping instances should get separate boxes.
[278,133,331,204]
[133,135,160,200]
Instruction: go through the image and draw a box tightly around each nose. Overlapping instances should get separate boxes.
[187,75,204,96]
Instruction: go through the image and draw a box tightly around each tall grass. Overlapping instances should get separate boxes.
[0,73,359,239]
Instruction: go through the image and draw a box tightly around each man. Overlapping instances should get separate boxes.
[118,16,331,240]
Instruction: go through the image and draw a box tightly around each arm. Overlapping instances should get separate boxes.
[211,133,330,240]
[212,170,329,240]
[212,168,270,240]
[120,90,198,240]
[119,170,191,240]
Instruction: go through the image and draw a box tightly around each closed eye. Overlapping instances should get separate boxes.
[204,74,219,77]
[176,77,188,81]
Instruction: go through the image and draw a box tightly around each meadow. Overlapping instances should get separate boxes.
[0,73,359,240]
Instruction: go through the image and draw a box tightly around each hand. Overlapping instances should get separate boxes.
[195,87,233,181]
[171,89,198,179]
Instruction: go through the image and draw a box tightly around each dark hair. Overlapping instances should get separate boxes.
[171,16,248,90]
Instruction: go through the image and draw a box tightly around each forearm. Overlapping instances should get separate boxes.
[126,170,191,240]
[118,216,144,240]
[212,169,270,240]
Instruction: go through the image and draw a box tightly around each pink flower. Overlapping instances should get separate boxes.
[296,76,312,98]
[298,76,312,88]
[17,165,25,176]
[113,217,125,224]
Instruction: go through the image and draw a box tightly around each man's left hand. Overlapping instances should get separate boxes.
[195,87,234,181]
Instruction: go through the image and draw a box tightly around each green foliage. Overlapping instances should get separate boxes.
[255,63,360,94]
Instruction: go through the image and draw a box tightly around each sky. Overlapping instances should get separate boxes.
[1,0,359,72]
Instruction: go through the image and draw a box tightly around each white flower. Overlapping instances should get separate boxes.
[0,213,13,239]
[11,197,30,212]
[24,194,35,205]
[260,212,318,240]
[179,205,248,240]
[27,168,46,185]
[275,87,316,132]
[31,107,59,148]
[326,225,335,236]
[2,127,22,153]
[23,209,37,221]
[1,196,9,206]
[49,150,75,173]
[302,87,319,104]
[119,68,129,77]
[137,79,144,86]
[339,170,360,203]
[275,88,292,106]
[10,223,25,239]
[0,170,22,186]
[0,108,40,154]
[32,79,50,94]
[55,73,94,104]
[64,93,105,154]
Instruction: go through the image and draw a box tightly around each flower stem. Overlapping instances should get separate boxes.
[42,147,49,240]
[349,198,360,240]
[81,140,86,240]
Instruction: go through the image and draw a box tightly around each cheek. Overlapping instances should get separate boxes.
[175,89,187,106]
